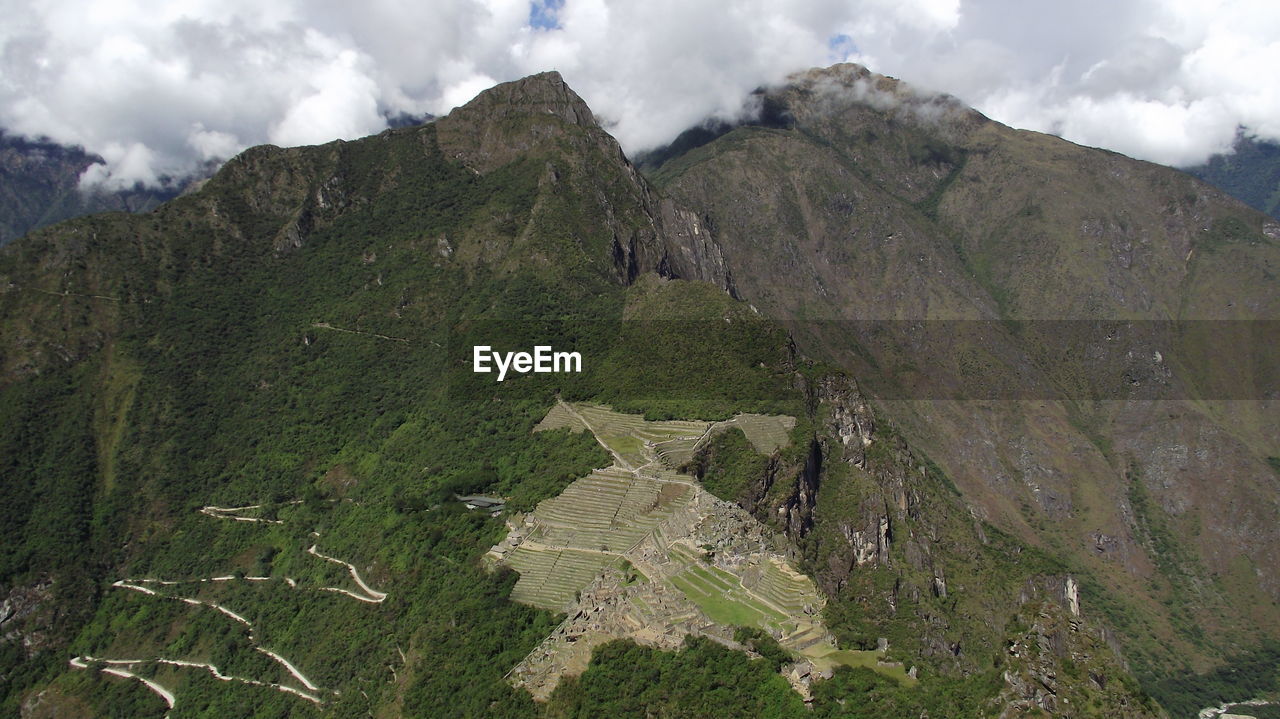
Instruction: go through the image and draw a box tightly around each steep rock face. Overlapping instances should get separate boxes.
[809,381,926,597]
[435,71,604,172]
[435,72,736,293]
[817,374,875,466]
[704,375,875,546]
[0,578,53,661]
[998,581,1163,719]
[730,437,823,539]
[649,62,1280,686]
[689,367,1159,715]
[756,375,877,551]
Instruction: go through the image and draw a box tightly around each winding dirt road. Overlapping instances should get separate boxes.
[307,544,387,603]
[69,656,176,713]
[76,500,387,710]
[111,581,321,693]
[71,654,321,707]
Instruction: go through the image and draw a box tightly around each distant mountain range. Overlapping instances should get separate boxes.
[0,132,204,247]
[2,112,1276,245]
[1184,133,1280,219]
[0,113,438,248]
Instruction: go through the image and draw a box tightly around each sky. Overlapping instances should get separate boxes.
[1,0,1277,189]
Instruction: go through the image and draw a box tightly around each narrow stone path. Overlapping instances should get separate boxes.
[311,322,408,343]
[1200,698,1279,719]
[128,575,282,586]
[559,399,634,470]
[199,504,283,524]
[16,286,121,302]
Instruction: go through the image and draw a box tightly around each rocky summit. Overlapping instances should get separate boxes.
[1,67,1277,718]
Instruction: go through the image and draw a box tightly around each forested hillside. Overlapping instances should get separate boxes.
[1,69,1275,718]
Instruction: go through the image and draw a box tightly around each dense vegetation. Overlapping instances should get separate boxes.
[3,70,1269,718]
[1148,641,1280,718]
[545,637,1004,719]
[548,638,804,719]
[0,88,811,718]
[680,427,769,502]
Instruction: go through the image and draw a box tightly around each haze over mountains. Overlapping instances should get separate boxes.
[1186,134,1280,220]
[0,132,189,247]
[0,109,434,248]
[3,96,1277,250]
[1,64,1277,719]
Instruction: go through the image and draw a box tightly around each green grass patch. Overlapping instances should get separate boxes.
[809,646,916,686]
[598,433,643,461]
[671,574,769,628]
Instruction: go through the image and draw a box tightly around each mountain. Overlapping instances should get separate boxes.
[0,67,1275,719]
[646,63,1280,713]
[0,71,818,719]
[0,132,204,248]
[1185,133,1280,220]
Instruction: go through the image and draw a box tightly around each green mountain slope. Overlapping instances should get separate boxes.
[0,67,1269,719]
[0,72,774,717]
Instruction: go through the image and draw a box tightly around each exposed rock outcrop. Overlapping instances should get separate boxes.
[998,580,1161,718]
[435,71,738,295]
[0,577,54,677]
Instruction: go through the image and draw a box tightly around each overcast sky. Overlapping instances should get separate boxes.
[2,0,1277,188]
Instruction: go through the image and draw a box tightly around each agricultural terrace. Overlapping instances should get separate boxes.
[493,402,905,698]
[534,402,795,469]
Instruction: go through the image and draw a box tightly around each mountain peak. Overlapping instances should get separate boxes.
[434,71,603,173]
[777,61,987,132]
[456,70,596,129]
[783,62,928,104]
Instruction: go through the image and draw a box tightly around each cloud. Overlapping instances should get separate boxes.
[78,141,158,188]
[841,0,1280,165]
[267,35,384,148]
[0,0,1276,188]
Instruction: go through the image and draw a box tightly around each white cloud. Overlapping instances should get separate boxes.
[0,0,1277,188]
[79,140,158,190]
[188,124,239,161]
[267,38,384,148]
[843,0,1280,165]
